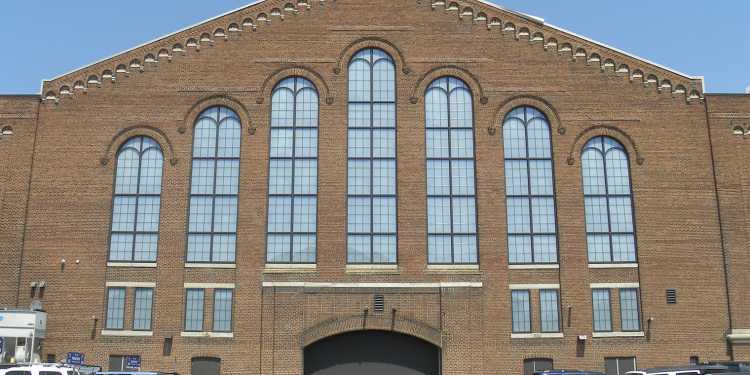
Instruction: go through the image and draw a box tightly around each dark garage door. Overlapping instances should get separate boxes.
[304,330,441,375]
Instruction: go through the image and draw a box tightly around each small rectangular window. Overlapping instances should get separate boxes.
[185,289,205,332]
[133,288,154,331]
[592,289,612,332]
[212,289,233,332]
[605,357,637,375]
[106,287,126,330]
[511,290,532,333]
[539,289,561,333]
[523,358,553,375]
[619,289,641,331]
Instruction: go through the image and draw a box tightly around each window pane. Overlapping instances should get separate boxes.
[293,197,317,233]
[295,128,318,158]
[268,197,292,233]
[540,290,560,332]
[582,137,637,264]
[502,108,558,266]
[106,288,125,330]
[133,288,153,331]
[511,290,531,333]
[185,289,204,332]
[620,289,641,331]
[269,159,293,195]
[592,289,612,332]
[110,137,164,262]
[267,234,291,263]
[213,289,233,332]
[188,107,241,264]
[292,234,316,263]
[347,49,397,264]
[426,77,477,265]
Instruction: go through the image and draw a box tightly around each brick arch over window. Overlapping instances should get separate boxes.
[411,65,488,105]
[567,125,644,166]
[493,95,563,136]
[102,125,176,167]
[301,314,442,348]
[184,94,252,132]
[257,65,332,105]
[334,37,410,75]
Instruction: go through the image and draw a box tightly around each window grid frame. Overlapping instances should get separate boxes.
[619,288,642,332]
[425,77,479,265]
[108,136,163,263]
[503,107,559,265]
[132,287,154,332]
[212,289,234,333]
[511,289,533,334]
[539,289,562,333]
[266,77,320,264]
[592,288,614,333]
[105,287,126,331]
[583,137,639,264]
[346,48,399,265]
[186,107,242,264]
[183,288,206,333]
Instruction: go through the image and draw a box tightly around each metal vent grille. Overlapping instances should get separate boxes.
[666,289,677,304]
[373,294,385,312]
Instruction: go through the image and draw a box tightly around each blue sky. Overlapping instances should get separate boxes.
[1,1,747,94]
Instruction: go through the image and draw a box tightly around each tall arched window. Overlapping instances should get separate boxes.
[425,77,478,264]
[347,48,397,264]
[187,107,242,264]
[581,136,637,263]
[267,77,319,264]
[109,136,164,262]
[502,107,558,265]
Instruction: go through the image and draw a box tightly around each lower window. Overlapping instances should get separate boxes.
[192,357,221,375]
[524,358,553,375]
[605,357,637,375]
[109,355,140,371]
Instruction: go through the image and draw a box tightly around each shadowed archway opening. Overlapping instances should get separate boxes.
[304,330,441,375]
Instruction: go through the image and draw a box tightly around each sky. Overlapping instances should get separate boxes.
[0,0,747,94]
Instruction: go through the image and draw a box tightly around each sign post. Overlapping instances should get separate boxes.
[66,352,85,366]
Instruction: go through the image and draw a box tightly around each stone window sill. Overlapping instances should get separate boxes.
[185,263,236,269]
[592,331,645,338]
[107,262,157,268]
[181,332,234,338]
[511,333,564,339]
[588,263,639,269]
[509,264,560,270]
[101,330,153,337]
[426,264,480,274]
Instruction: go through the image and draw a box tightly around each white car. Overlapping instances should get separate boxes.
[0,364,78,375]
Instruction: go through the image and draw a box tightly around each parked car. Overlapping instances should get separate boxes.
[626,365,731,375]
[0,364,79,375]
[534,370,607,375]
[704,362,750,373]
[96,372,179,375]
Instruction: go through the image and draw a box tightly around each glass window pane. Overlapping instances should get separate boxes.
[268,197,292,233]
[587,234,611,263]
[293,197,317,233]
[373,235,397,263]
[267,234,291,263]
[426,129,449,158]
[373,160,396,195]
[294,159,317,195]
[292,234,316,263]
[592,289,612,332]
[348,129,370,158]
[540,290,560,332]
[347,235,371,263]
[428,235,452,264]
[347,197,371,233]
[269,159,293,195]
[504,160,529,196]
[507,198,531,234]
[184,289,204,332]
[105,288,125,330]
[213,289,233,332]
[531,197,556,234]
[270,129,294,158]
[451,160,475,196]
[508,235,532,264]
[373,129,396,158]
[511,290,531,333]
[620,289,641,331]
[606,149,631,195]
[133,288,153,331]
[348,160,370,196]
[450,129,474,158]
[529,160,554,196]
[427,197,451,234]
[187,234,211,262]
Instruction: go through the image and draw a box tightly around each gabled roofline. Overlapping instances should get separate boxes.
[39,0,267,94]
[474,0,705,91]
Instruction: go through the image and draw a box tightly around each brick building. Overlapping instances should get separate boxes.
[1,0,749,374]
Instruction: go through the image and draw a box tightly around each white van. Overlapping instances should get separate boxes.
[0,364,79,375]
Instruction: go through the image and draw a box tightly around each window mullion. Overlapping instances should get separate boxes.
[289,80,298,262]
[523,110,536,264]
[128,137,145,262]
[445,88,456,264]
[600,140,615,263]
[369,56,375,263]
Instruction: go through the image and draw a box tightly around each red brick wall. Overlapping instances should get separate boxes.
[1,0,747,373]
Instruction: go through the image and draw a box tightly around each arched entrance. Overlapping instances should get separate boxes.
[304,330,441,375]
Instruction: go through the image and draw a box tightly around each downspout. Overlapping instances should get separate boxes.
[16,98,42,307]
[703,98,735,360]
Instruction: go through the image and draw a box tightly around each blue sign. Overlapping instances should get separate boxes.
[126,355,141,369]
[66,352,85,365]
